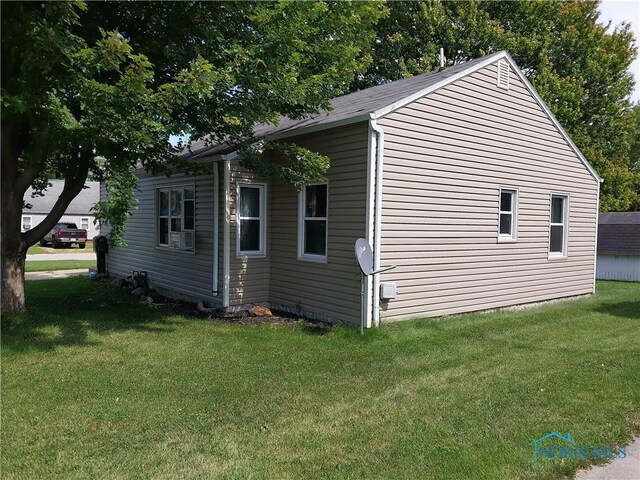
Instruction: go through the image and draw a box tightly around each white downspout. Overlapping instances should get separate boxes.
[212,161,219,293]
[592,179,602,293]
[222,158,231,307]
[363,122,377,330]
[370,116,385,328]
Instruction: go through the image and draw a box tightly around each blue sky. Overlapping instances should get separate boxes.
[599,0,640,102]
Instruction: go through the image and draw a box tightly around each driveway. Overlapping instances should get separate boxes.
[27,253,95,261]
[576,436,640,480]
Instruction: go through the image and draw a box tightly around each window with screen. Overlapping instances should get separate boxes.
[157,186,195,250]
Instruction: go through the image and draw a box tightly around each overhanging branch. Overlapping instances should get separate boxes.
[23,148,91,247]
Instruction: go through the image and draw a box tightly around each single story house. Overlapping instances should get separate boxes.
[596,212,640,282]
[23,179,101,238]
[103,50,601,326]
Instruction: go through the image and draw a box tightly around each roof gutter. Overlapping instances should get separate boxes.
[268,113,371,142]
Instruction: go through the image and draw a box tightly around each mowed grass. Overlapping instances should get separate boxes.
[2,279,639,479]
[25,260,96,272]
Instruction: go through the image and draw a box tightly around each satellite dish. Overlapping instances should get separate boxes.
[354,238,396,276]
[355,238,373,275]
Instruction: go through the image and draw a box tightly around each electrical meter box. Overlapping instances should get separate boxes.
[380,282,397,300]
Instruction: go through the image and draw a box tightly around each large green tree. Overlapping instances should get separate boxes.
[1,1,382,312]
[629,103,640,210]
[352,0,638,211]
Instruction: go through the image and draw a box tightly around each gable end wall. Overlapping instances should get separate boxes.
[377,61,599,321]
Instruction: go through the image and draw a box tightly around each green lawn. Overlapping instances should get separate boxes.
[2,279,639,479]
[25,260,96,272]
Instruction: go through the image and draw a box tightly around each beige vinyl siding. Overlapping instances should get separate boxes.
[377,61,598,321]
[269,122,369,324]
[228,164,270,305]
[103,170,221,304]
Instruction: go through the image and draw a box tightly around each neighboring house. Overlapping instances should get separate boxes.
[23,179,101,239]
[596,212,640,282]
[102,51,601,326]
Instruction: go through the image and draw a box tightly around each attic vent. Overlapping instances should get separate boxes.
[497,60,510,90]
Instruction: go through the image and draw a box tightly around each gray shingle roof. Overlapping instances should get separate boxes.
[185,51,506,159]
[598,212,640,225]
[23,180,100,215]
[598,212,640,255]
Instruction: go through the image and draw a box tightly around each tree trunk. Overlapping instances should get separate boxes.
[1,250,27,313]
[0,161,28,313]
[0,175,28,313]
[1,122,91,313]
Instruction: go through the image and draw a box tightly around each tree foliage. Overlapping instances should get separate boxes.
[240,141,331,190]
[2,1,381,239]
[629,103,640,210]
[0,0,382,312]
[352,0,638,211]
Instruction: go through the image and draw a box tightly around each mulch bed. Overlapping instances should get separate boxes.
[106,276,332,329]
[149,290,316,326]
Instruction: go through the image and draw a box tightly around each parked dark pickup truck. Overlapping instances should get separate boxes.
[40,222,88,249]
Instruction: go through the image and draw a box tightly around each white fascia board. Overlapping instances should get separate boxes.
[371,52,509,119]
[502,52,602,184]
[221,151,239,161]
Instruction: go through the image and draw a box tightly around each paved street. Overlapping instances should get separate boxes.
[27,253,95,261]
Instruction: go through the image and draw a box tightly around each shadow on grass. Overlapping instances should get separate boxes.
[1,277,179,353]
[300,322,334,336]
[594,301,640,320]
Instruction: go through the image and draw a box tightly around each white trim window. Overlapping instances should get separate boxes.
[157,185,195,250]
[22,216,32,231]
[549,194,568,258]
[80,217,90,230]
[498,188,518,241]
[298,183,328,262]
[237,183,266,256]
